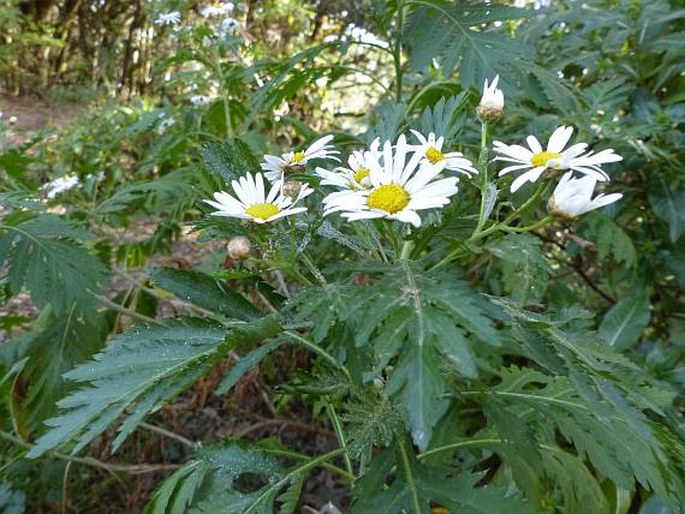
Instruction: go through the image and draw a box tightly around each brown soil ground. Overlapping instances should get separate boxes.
[0,93,82,147]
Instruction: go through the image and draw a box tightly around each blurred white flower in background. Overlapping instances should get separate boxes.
[43,174,80,199]
[201,2,234,17]
[154,11,181,26]
[190,95,212,106]
[344,24,389,49]
[157,116,176,135]
[219,17,240,37]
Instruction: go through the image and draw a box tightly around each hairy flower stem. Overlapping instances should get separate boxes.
[393,0,404,102]
[473,120,491,236]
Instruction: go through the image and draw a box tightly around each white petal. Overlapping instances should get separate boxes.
[266,207,308,222]
[498,163,534,176]
[590,192,623,210]
[342,211,386,222]
[390,209,422,227]
[547,126,573,153]
[526,135,543,154]
[266,179,282,203]
[510,167,545,193]
[305,134,335,155]
[493,142,534,162]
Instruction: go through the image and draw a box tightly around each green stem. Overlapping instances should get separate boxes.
[282,331,351,381]
[399,239,414,261]
[417,438,506,459]
[397,440,422,514]
[243,449,348,514]
[430,181,551,271]
[300,251,326,286]
[326,401,355,480]
[501,215,554,233]
[259,447,354,482]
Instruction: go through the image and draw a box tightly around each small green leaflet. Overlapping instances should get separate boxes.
[649,179,685,243]
[486,234,552,304]
[351,445,538,514]
[150,267,260,321]
[599,294,651,350]
[146,443,339,514]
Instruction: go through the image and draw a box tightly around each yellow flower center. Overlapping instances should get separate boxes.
[244,202,281,220]
[425,146,445,164]
[353,167,370,183]
[531,151,562,168]
[367,184,410,214]
[290,152,306,164]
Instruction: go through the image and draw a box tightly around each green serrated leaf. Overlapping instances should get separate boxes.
[27,318,227,457]
[404,2,532,89]
[0,214,107,316]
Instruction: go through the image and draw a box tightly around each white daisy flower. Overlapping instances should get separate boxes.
[157,117,176,135]
[493,125,622,193]
[410,130,478,178]
[43,174,80,199]
[315,144,383,191]
[547,172,622,219]
[154,11,181,26]
[204,172,313,224]
[200,2,234,17]
[477,74,504,119]
[323,135,459,227]
[260,135,340,182]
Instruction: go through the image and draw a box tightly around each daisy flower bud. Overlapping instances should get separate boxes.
[227,236,252,259]
[282,180,303,199]
[476,75,504,121]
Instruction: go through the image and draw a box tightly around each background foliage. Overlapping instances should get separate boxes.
[1,0,684,512]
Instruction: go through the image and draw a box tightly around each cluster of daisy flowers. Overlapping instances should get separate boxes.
[204,132,477,227]
[203,75,623,227]
[319,132,476,227]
